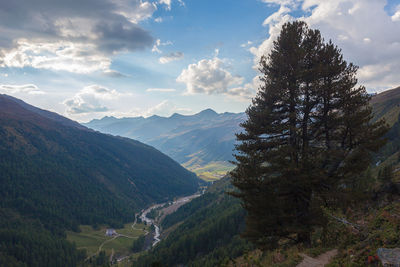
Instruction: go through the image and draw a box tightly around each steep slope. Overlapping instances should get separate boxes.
[0,94,200,266]
[84,109,246,180]
[370,86,400,126]
[1,94,88,130]
[369,87,400,167]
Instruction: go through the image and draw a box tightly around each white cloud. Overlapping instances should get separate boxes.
[157,0,184,11]
[363,37,371,43]
[63,85,123,114]
[262,5,292,26]
[159,0,172,10]
[253,0,400,91]
[249,6,293,67]
[102,70,128,78]
[154,17,163,23]
[392,5,400,21]
[178,0,185,7]
[152,39,173,54]
[146,88,176,92]
[240,41,253,48]
[159,52,184,64]
[145,100,191,117]
[228,76,260,100]
[177,55,253,96]
[0,40,111,73]
[114,0,157,23]
[0,84,45,95]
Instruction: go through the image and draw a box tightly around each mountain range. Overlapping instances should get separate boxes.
[84,109,246,180]
[0,94,200,266]
[84,88,400,181]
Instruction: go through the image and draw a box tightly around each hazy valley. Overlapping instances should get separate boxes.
[84,109,246,181]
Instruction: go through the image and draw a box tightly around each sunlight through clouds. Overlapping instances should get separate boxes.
[64,85,124,114]
[0,0,156,74]
[0,84,45,95]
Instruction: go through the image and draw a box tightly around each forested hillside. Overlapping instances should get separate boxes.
[0,94,200,266]
[370,87,400,168]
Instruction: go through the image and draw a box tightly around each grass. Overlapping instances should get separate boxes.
[102,237,133,256]
[183,161,234,181]
[67,223,149,260]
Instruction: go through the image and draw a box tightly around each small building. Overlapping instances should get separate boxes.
[105,229,117,236]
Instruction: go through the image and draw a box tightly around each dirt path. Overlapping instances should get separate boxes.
[297,249,338,267]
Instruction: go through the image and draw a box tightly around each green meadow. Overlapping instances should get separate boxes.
[67,223,149,259]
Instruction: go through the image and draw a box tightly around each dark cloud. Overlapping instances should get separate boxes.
[95,21,153,53]
[0,0,155,72]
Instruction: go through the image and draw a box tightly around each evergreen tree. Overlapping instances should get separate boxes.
[230,21,388,248]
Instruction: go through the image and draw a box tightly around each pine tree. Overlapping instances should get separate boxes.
[230,21,388,248]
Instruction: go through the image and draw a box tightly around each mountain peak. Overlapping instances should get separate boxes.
[196,108,218,117]
[102,115,118,121]
[170,112,184,119]
[148,114,162,120]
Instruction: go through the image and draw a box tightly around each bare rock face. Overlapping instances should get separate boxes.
[377,248,400,266]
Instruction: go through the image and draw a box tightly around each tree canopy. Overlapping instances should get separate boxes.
[230,21,388,248]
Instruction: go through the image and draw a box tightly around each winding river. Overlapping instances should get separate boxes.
[139,193,201,247]
[139,204,163,247]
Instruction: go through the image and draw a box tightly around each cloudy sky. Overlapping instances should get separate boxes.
[0,0,399,122]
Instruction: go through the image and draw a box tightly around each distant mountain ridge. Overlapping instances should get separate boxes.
[84,109,247,180]
[0,94,200,266]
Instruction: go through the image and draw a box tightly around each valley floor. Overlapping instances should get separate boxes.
[67,222,149,265]
[66,192,202,266]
